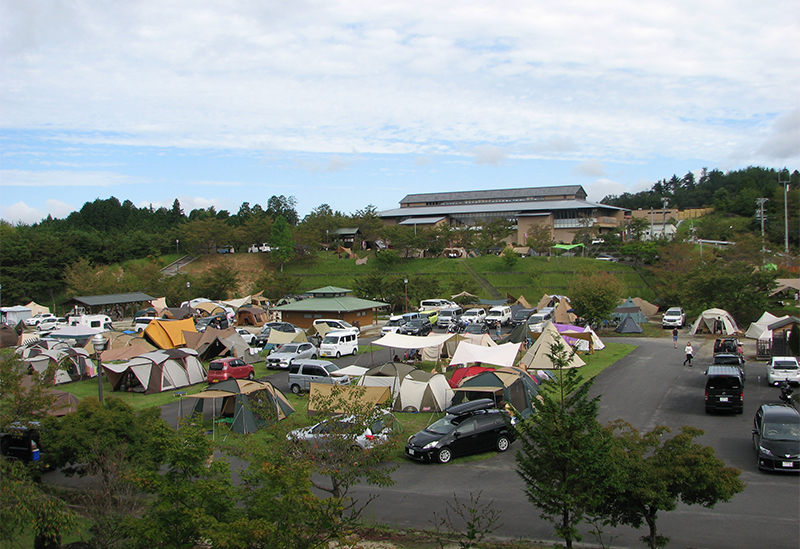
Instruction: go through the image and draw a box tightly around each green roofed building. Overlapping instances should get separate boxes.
[272,286,389,329]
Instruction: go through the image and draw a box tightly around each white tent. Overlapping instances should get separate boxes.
[745,312,788,340]
[688,308,739,335]
[449,341,521,368]
[374,332,454,349]
[393,370,454,412]
[463,333,498,346]
[1,306,32,325]
[517,322,586,371]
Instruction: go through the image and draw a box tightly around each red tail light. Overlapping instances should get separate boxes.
[704,391,708,402]
[365,434,375,441]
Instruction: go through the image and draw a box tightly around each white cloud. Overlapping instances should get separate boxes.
[584,179,628,203]
[757,109,800,160]
[0,199,75,224]
[574,160,606,177]
[0,169,139,187]
[472,145,506,165]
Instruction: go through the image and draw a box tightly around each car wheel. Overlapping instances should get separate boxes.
[437,447,452,464]
[247,372,254,380]
[290,384,302,395]
[352,348,358,356]
[311,354,317,359]
[336,351,341,359]
[496,435,510,452]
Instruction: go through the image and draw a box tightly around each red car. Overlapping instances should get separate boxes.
[207,357,254,383]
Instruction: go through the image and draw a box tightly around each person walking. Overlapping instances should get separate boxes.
[672,328,679,348]
[683,342,694,366]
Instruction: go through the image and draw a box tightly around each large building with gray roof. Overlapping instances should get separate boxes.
[380,185,628,244]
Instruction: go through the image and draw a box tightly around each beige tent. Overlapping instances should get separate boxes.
[307,383,391,415]
[24,301,50,316]
[536,294,554,311]
[268,329,308,345]
[631,297,659,317]
[554,297,576,324]
[393,370,453,412]
[150,296,168,310]
[102,349,206,394]
[510,295,533,309]
[517,323,586,371]
[102,339,157,362]
[688,308,739,335]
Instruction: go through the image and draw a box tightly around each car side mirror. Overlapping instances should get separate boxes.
[752,428,759,436]
[453,431,461,438]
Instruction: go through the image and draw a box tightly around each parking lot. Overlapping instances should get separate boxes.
[344,334,800,549]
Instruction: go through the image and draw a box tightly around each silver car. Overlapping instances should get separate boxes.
[287,410,402,450]
[266,342,318,369]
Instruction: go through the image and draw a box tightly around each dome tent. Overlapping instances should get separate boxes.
[688,308,739,335]
[452,367,539,419]
[192,379,294,434]
[393,370,454,413]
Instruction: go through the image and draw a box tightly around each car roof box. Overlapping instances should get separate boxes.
[446,398,495,415]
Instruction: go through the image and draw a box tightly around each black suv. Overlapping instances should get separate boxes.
[704,365,744,414]
[405,399,514,464]
[712,353,746,381]
[752,404,800,472]
[398,318,433,337]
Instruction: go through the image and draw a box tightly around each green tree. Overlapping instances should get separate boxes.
[197,265,239,300]
[252,272,301,301]
[474,218,514,254]
[568,272,624,327]
[515,341,613,549]
[266,195,299,226]
[271,216,295,271]
[601,421,745,549]
[525,224,554,255]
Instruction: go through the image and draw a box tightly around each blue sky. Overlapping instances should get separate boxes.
[1,1,798,224]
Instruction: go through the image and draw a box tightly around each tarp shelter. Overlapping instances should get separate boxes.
[632,297,659,317]
[393,370,454,412]
[223,296,253,310]
[374,332,454,352]
[452,367,539,419]
[307,383,391,415]
[517,323,586,371]
[143,318,196,349]
[688,308,739,335]
[235,306,268,327]
[615,314,643,334]
[267,329,308,346]
[102,349,205,394]
[358,362,419,397]
[192,379,294,434]
[24,302,50,316]
[448,365,495,388]
[449,341,521,368]
[745,312,788,339]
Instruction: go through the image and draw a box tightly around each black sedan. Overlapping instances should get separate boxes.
[398,319,433,337]
[405,399,514,464]
[753,404,800,472]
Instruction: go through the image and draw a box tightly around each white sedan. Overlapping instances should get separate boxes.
[235,328,257,345]
[460,308,487,324]
[24,313,56,327]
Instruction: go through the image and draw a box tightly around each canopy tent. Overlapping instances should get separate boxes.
[615,314,643,334]
[223,296,253,309]
[374,332,454,350]
[1,306,32,325]
[448,365,495,388]
[235,306,268,327]
[393,370,454,412]
[745,312,788,339]
[307,383,391,415]
[102,349,206,394]
[192,379,294,434]
[24,348,95,385]
[517,323,586,371]
[688,308,739,335]
[24,302,50,316]
[449,341,521,368]
[143,318,196,349]
[452,367,539,419]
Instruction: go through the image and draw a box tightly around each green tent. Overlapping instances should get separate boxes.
[192,379,294,434]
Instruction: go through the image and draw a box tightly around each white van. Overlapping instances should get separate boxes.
[319,330,359,359]
[70,314,113,330]
[527,308,555,333]
[419,299,456,311]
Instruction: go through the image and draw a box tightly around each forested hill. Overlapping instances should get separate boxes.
[601,166,798,215]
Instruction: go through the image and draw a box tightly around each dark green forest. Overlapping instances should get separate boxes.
[1,166,797,309]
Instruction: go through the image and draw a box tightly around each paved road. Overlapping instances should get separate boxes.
[348,336,800,549]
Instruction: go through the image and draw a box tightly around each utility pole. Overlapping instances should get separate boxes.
[778,170,791,254]
[756,198,769,254]
[661,198,669,239]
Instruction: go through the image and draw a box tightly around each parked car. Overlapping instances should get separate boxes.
[768,356,800,386]
[419,310,439,326]
[312,319,359,334]
[713,337,741,356]
[527,308,554,333]
[266,342,318,369]
[511,308,535,326]
[704,365,744,414]
[37,317,68,331]
[661,307,686,328]
[398,318,433,337]
[712,353,746,381]
[464,322,490,335]
[24,313,56,327]
[595,254,618,262]
[319,331,359,358]
[287,410,402,450]
[253,322,303,347]
[405,399,514,464]
[288,359,350,394]
[436,307,463,328]
[460,308,487,324]
[195,314,229,332]
[381,315,408,336]
[752,403,800,472]
[133,317,155,333]
[485,306,512,327]
[419,299,457,311]
[207,357,254,383]
[235,328,256,345]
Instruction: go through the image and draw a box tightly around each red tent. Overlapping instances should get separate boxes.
[448,365,494,388]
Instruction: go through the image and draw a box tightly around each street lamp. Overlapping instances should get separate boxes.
[404,278,408,313]
[186,281,191,304]
[92,334,107,404]
[176,239,180,256]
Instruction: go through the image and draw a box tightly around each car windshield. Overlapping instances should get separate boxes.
[487,311,502,317]
[322,335,339,344]
[666,308,682,315]
[279,344,299,353]
[762,421,800,441]
[773,361,798,370]
[529,315,546,323]
[425,416,461,435]
[465,324,484,334]
[464,310,480,317]
[386,318,405,326]
[514,310,530,319]
[407,320,424,327]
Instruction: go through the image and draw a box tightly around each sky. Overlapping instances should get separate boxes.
[1,1,798,225]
